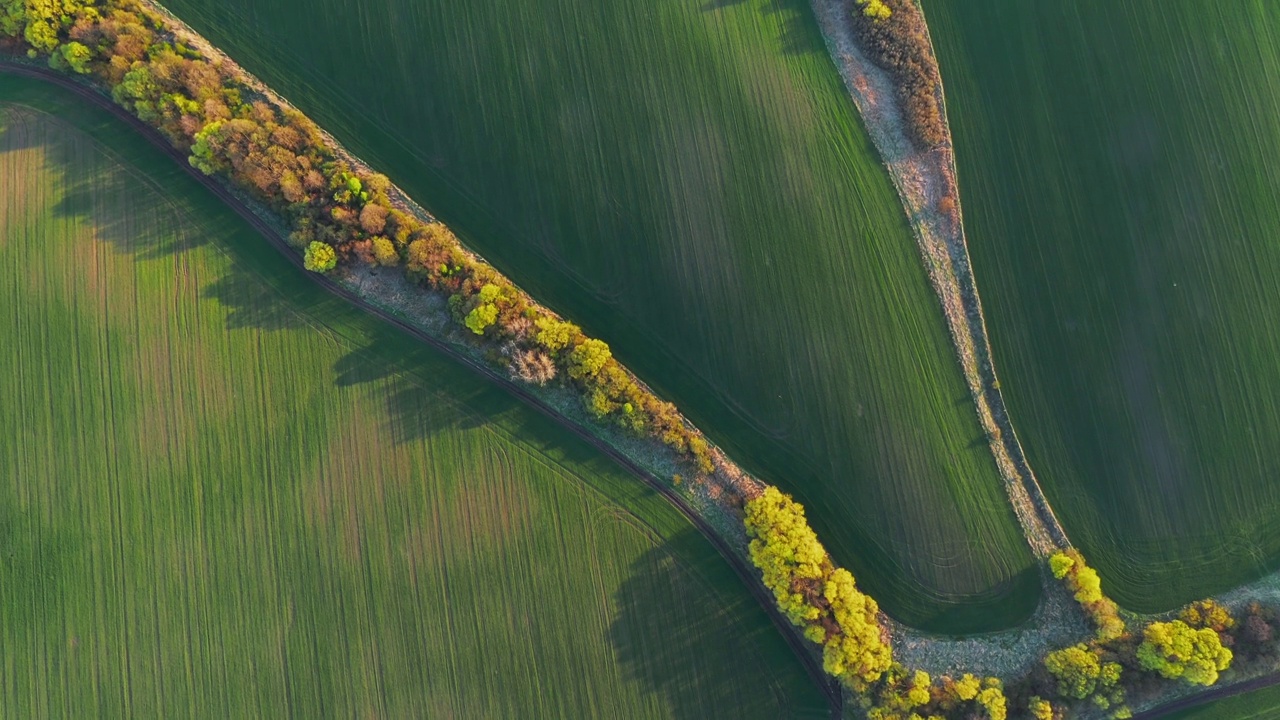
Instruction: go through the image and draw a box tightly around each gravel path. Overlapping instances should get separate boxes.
[804,0,1101,674]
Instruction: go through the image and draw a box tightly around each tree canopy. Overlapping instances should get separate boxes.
[1137,620,1232,686]
[303,241,337,273]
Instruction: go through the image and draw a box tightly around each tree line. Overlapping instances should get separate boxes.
[0,0,715,478]
[744,485,1278,719]
[744,487,1010,720]
[13,5,1280,719]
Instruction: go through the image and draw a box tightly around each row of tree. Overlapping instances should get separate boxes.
[16,6,1280,719]
[0,0,716,477]
[743,487,1010,720]
[744,492,1273,720]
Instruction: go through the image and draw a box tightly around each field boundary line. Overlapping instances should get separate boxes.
[0,62,843,717]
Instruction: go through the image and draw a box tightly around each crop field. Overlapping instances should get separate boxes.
[924,1,1280,610]
[1165,684,1280,720]
[0,76,828,717]
[158,0,1038,631]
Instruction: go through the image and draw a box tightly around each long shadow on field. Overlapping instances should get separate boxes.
[699,0,824,57]
[0,104,212,263]
[608,529,793,718]
[0,504,79,635]
[328,326,606,479]
[200,272,310,331]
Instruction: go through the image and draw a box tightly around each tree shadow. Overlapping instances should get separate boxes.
[328,323,519,446]
[0,108,213,260]
[607,528,801,719]
[700,0,826,57]
[0,503,79,633]
[200,272,309,331]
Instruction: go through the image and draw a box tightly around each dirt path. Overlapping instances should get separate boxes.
[0,62,844,717]
[1132,671,1280,719]
[807,0,1068,560]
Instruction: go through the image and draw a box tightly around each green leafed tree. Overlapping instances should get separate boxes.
[534,316,578,353]
[465,303,498,335]
[854,0,891,21]
[1137,620,1232,686]
[51,40,92,73]
[303,241,337,274]
[1044,644,1101,700]
[0,0,25,37]
[567,338,611,379]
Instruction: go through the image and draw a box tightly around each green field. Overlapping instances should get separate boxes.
[1164,683,1280,720]
[157,0,1038,631]
[0,75,828,717]
[924,1,1280,610]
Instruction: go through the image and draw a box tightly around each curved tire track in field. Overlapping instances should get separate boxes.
[0,62,843,717]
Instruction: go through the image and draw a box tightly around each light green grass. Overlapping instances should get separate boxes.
[156,0,1038,632]
[924,1,1280,610]
[1164,683,1280,720]
[0,76,828,718]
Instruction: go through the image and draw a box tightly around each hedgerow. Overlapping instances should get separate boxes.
[0,0,716,476]
[744,488,1011,719]
[1050,550,1126,641]
[11,3,1280,718]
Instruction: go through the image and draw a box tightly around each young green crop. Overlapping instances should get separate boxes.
[0,83,826,718]
[926,0,1280,611]
[159,0,1038,632]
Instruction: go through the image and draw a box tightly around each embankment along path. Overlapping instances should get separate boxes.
[808,0,1068,560]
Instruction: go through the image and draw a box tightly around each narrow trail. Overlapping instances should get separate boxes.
[0,62,844,717]
[807,0,1067,560]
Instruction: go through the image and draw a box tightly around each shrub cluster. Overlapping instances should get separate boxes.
[1025,557,1255,718]
[1136,620,1232,687]
[743,488,1010,720]
[865,671,1009,720]
[1,0,715,476]
[847,0,946,150]
[1050,550,1125,641]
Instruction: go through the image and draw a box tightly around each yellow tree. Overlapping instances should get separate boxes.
[1137,620,1232,686]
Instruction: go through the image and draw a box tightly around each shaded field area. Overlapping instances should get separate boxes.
[924,1,1280,610]
[158,0,1037,632]
[0,76,828,718]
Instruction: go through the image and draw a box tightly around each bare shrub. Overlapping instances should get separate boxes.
[508,347,557,385]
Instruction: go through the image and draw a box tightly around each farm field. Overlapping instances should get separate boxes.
[0,76,828,718]
[1163,683,1280,720]
[157,0,1037,631]
[924,1,1280,610]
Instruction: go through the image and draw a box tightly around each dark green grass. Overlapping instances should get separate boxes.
[156,0,1038,631]
[0,75,828,718]
[924,1,1280,610]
